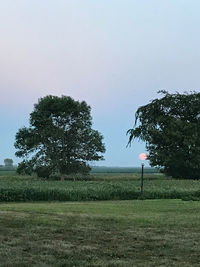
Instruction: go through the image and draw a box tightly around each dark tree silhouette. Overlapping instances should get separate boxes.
[127,91,200,179]
[15,95,105,179]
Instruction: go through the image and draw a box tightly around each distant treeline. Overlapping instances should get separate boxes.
[90,166,159,173]
[0,165,159,174]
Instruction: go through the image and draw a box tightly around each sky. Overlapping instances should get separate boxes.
[1,0,200,167]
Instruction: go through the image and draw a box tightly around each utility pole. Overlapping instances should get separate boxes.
[139,153,147,198]
[140,163,144,196]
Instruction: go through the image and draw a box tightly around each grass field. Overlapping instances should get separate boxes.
[0,166,158,176]
[90,166,159,174]
[1,170,200,265]
[0,170,17,176]
[0,199,200,266]
[0,172,200,202]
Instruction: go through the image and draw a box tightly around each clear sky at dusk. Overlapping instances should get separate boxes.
[1,0,200,166]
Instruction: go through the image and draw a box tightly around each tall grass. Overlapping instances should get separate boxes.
[0,173,200,202]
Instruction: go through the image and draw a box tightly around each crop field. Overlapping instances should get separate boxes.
[1,199,200,266]
[0,170,200,202]
[90,166,159,174]
[0,170,17,176]
[1,170,200,266]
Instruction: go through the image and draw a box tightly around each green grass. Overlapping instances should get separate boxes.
[0,199,200,266]
[0,170,17,176]
[0,173,200,202]
[1,171,200,265]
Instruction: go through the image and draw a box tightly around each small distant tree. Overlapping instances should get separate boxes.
[4,158,13,167]
[127,91,200,179]
[15,95,105,179]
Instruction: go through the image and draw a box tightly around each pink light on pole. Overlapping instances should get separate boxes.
[139,152,147,198]
[139,153,147,161]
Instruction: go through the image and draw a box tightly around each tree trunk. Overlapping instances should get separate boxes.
[61,174,65,181]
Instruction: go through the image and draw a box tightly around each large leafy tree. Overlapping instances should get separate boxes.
[15,95,105,179]
[127,91,200,179]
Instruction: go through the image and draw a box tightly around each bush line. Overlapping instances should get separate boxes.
[0,187,200,202]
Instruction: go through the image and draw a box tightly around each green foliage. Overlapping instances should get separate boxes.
[1,173,200,202]
[127,91,200,179]
[0,170,17,176]
[15,95,105,178]
[34,165,52,178]
[4,158,13,167]
[17,160,33,175]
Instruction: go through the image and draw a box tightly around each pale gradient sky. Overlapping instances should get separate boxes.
[1,0,200,166]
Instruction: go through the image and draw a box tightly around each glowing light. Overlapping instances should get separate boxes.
[139,153,147,160]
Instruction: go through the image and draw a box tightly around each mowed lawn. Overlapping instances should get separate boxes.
[0,200,200,266]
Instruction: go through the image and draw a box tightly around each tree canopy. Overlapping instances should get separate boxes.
[15,95,105,178]
[127,91,200,179]
[4,158,13,167]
